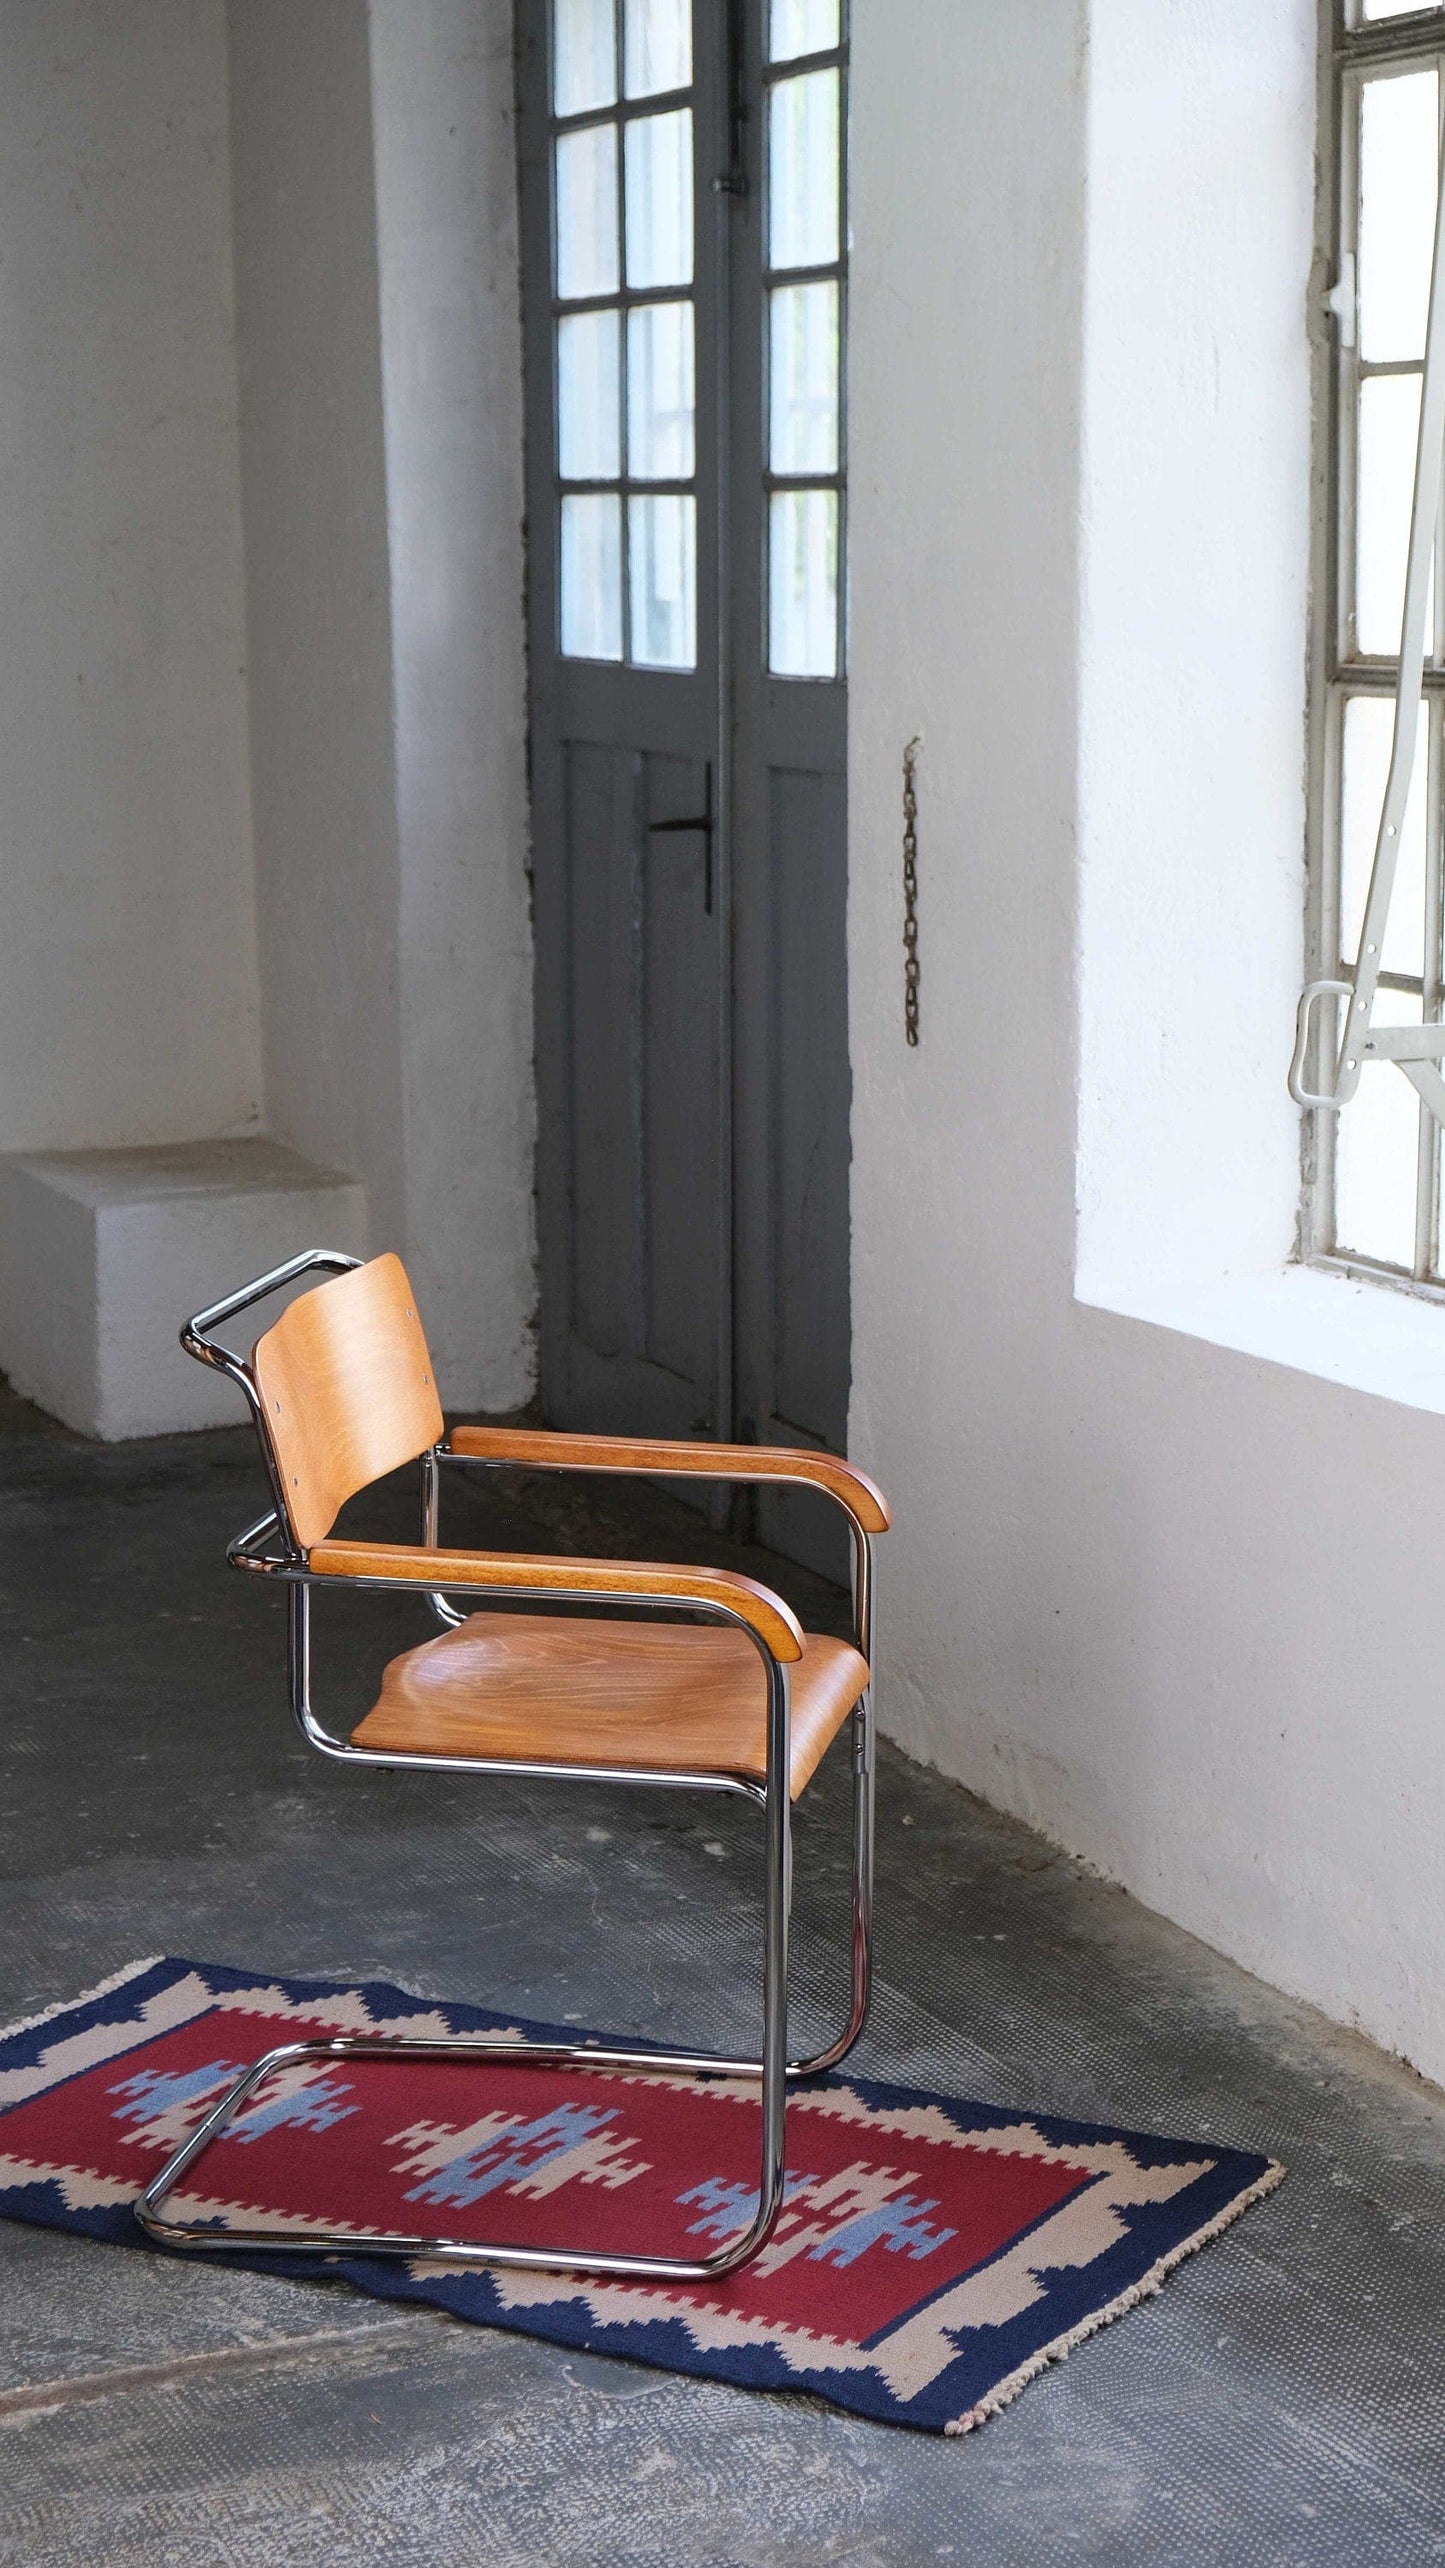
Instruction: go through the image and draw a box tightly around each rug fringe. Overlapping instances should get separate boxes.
[0,1957,164,2047]
[943,2156,1287,2434]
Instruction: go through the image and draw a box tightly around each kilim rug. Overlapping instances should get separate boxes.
[0,1958,1283,2436]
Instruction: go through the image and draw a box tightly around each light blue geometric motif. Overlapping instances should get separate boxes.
[108,2061,246,2126]
[404,2101,620,2208]
[807,2192,956,2267]
[678,2169,818,2241]
[230,2076,358,2143]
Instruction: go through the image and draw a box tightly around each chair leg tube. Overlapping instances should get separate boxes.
[286,1574,866,2085]
[787,1682,873,2079]
[753,1642,793,2245]
[787,1520,876,2077]
[137,1665,797,2286]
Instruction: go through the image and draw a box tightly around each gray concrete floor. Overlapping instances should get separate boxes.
[2,1390,1445,2565]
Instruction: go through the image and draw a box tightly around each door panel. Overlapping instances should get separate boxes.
[769,761,849,1445]
[560,735,719,1433]
[520,1,725,1440]
[642,756,717,1385]
[520,0,850,1569]
[565,741,640,1363]
[728,4,850,1575]
[757,760,850,1574]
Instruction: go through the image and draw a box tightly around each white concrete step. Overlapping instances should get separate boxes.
[0,1139,366,1438]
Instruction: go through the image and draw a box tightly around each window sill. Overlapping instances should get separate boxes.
[1076,1259,1445,1419]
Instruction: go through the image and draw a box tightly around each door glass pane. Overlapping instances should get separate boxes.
[629,493,696,666]
[1357,371,1429,655]
[556,122,619,299]
[561,492,623,658]
[1340,693,1429,976]
[1335,987,1424,1269]
[554,0,616,117]
[769,70,840,271]
[769,0,840,61]
[624,108,693,287]
[769,488,838,676]
[558,308,621,479]
[1359,69,1438,366]
[624,0,690,99]
[627,300,695,479]
[769,280,839,473]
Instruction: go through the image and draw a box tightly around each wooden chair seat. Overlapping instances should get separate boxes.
[350,1611,870,1798]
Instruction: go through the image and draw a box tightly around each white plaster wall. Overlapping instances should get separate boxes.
[1075,0,1315,1302]
[849,0,1445,2086]
[848,0,1088,1807]
[228,0,535,1409]
[0,0,261,1152]
[369,0,536,1409]
[228,0,408,1251]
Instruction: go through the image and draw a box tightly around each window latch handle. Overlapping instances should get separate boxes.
[1324,253,1357,350]
[1289,980,1352,1109]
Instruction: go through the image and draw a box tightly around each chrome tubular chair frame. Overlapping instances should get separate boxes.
[139,1252,876,2284]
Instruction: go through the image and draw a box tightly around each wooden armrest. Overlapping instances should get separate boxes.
[446,1426,891,1535]
[308,1539,805,1663]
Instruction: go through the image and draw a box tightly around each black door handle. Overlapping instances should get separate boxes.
[646,763,714,912]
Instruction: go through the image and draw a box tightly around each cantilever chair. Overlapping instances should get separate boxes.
[139,1250,890,2283]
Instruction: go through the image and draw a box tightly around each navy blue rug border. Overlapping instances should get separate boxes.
[0,1958,1285,2436]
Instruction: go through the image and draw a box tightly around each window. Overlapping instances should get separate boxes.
[552,0,697,668]
[765,0,845,677]
[1306,1,1445,1282]
[547,0,847,683]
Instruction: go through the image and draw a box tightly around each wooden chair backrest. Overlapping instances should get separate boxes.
[253,1254,444,1549]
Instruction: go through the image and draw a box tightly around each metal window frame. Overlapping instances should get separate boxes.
[1305,1,1445,1283]
[760,20,848,682]
[545,3,851,685]
[549,9,701,671]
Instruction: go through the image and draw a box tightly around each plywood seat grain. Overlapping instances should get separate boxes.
[349,1611,869,1797]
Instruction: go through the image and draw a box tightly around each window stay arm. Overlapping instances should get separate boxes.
[1291,124,1445,1120]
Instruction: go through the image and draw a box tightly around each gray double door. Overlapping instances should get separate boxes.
[518,0,849,1568]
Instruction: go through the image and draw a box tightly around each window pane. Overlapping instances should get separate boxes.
[627,300,695,479]
[558,309,621,480]
[1359,70,1438,366]
[769,0,840,60]
[769,487,838,676]
[769,280,839,473]
[624,0,690,98]
[769,70,840,271]
[1334,987,1424,1270]
[1363,0,1442,17]
[561,492,623,658]
[624,108,693,287]
[1357,371,1431,655]
[1340,695,1429,977]
[629,493,696,667]
[556,123,619,299]
[554,0,616,116]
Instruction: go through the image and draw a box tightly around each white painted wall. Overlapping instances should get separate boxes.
[849,0,1445,2087]
[228,0,535,1409]
[0,0,261,1153]
[369,0,536,1409]
[228,0,408,1254]
[1075,0,1316,1316]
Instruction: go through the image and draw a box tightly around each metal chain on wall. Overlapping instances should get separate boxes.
[902,735,921,1047]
